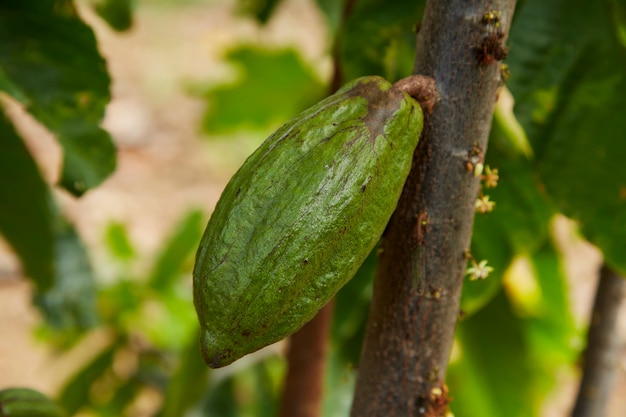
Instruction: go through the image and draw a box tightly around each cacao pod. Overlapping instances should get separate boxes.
[193,75,423,367]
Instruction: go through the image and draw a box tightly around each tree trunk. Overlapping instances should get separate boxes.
[572,264,625,417]
[351,1,517,415]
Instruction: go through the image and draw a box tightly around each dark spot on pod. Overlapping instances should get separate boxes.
[242,330,250,337]
[236,188,241,197]
[209,349,232,368]
[361,175,372,193]
[303,259,309,264]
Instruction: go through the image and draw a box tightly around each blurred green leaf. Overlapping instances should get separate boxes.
[449,291,539,417]
[462,216,511,316]
[493,95,533,158]
[452,240,579,417]
[508,0,626,274]
[611,0,626,46]
[0,387,67,417]
[522,241,580,395]
[34,215,99,329]
[0,110,55,291]
[93,0,133,31]
[148,209,204,292]
[200,46,325,134]
[331,247,375,365]
[202,377,238,417]
[59,341,119,415]
[237,0,282,24]
[94,377,142,417]
[140,293,197,350]
[0,110,98,329]
[537,51,626,274]
[158,329,210,417]
[313,0,347,35]
[98,279,143,325]
[339,0,424,81]
[507,1,585,143]
[0,0,116,196]
[322,247,376,416]
[462,114,554,315]
[135,350,171,392]
[201,357,283,417]
[245,360,279,417]
[105,222,136,262]
[484,127,555,255]
[323,349,356,417]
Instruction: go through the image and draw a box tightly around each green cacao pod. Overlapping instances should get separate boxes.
[0,388,65,417]
[193,75,424,368]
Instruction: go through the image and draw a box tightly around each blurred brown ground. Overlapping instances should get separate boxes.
[0,1,624,416]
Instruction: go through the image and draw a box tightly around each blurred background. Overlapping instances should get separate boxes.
[0,0,625,416]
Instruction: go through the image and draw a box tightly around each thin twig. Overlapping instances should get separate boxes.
[351,1,516,416]
[572,264,625,417]
[278,302,335,417]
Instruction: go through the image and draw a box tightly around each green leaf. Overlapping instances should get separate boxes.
[158,329,210,417]
[486,129,555,255]
[0,0,116,196]
[462,216,510,316]
[462,116,554,315]
[105,222,136,261]
[98,279,143,324]
[59,342,119,415]
[323,348,357,417]
[339,0,424,81]
[313,0,347,35]
[507,0,587,143]
[0,111,98,329]
[0,110,55,290]
[140,293,197,350]
[611,0,626,47]
[493,95,533,158]
[523,241,580,394]
[94,377,142,417]
[453,241,579,417]
[331,247,375,365]
[202,377,238,417]
[538,51,626,274]
[148,210,204,292]
[200,46,325,134]
[245,360,280,417]
[323,247,376,417]
[449,291,539,417]
[0,388,67,417]
[507,0,626,274]
[34,215,99,329]
[93,0,133,32]
[236,0,282,24]
[200,357,283,417]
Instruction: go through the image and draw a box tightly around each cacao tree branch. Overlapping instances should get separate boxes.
[351,1,516,416]
[279,302,335,417]
[572,264,626,417]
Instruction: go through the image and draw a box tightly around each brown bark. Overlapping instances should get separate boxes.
[572,264,625,417]
[351,1,517,416]
[278,302,334,417]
